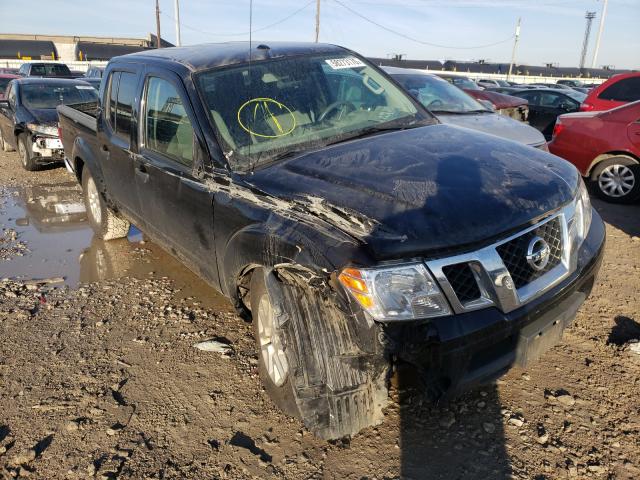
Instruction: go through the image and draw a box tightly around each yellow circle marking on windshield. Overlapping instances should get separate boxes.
[237,98,296,138]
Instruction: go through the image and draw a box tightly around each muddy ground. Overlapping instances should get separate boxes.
[0,148,639,480]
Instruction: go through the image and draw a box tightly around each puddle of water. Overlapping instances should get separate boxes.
[0,182,231,311]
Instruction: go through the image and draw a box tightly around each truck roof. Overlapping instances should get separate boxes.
[113,41,347,72]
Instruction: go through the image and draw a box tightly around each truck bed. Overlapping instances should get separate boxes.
[58,102,98,132]
[57,102,99,173]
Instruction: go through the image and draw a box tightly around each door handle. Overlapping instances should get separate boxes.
[135,164,150,183]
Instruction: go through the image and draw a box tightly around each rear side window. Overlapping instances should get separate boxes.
[599,77,640,102]
[105,71,138,142]
[144,76,194,166]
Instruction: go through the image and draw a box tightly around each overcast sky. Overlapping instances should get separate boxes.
[1,0,638,69]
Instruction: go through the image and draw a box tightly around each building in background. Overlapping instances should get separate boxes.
[0,33,173,62]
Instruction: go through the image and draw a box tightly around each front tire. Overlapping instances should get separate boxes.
[17,133,37,171]
[0,129,13,152]
[82,169,130,240]
[249,267,390,439]
[591,156,640,204]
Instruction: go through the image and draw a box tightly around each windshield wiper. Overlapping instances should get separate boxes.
[326,122,428,146]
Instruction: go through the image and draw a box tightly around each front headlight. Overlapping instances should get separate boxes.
[571,178,592,249]
[338,263,451,321]
[27,123,58,137]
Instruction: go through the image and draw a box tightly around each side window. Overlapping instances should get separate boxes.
[7,85,16,109]
[115,72,137,141]
[517,91,538,105]
[599,77,640,102]
[105,71,137,142]
[106,71,119,130]
[539,92,562,107]
[144,76,195,166]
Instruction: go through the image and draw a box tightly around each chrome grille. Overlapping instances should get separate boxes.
[496,217,563,289]
[442,263,481,304]
[426,207,574,316]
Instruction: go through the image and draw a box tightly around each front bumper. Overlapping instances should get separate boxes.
[391,209,605,399]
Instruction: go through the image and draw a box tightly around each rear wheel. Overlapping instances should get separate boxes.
[249,267,389,439]
[17,134,37,171]
[591,156,640,204]
[82,169,130,240]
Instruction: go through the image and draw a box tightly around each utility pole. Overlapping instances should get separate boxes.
[579,11,596,71]
[591,0,608,69]
[315,0,321,43]
[174,0,182,46]
[155,0,162,48]
[507,17,521,81]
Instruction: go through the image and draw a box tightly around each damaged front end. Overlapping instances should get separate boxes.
[27,123,64,162]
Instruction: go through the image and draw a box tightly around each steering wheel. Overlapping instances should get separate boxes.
[318,101,357,122]
[427,99,444,109]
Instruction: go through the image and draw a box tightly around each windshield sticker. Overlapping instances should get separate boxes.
[325,57,366,70]
[75,85,95,90]
[237,98,296,138]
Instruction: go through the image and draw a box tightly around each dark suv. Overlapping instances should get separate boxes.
[57,42,605,439]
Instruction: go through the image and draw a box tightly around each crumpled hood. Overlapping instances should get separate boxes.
[26,108,59,125]
[437,112,545,147]
[247,124,579,260]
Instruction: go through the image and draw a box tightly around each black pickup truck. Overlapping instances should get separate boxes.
[58,42,605,439]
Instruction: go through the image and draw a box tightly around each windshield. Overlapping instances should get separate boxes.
[196,53,429,171]
[442,76,481,91]
[564,90,587,102]
[391,73,487,113]
[30,64,71,77]
[21,83,98,109]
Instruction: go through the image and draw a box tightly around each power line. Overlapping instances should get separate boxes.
[332,0,515,49]
[161,0,315,38]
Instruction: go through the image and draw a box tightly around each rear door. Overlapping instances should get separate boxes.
[134,68,220,285]
[98,68,144,223]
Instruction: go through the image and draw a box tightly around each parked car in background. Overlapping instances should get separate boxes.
[549,101,640,203]
[17,62,77,79]
[557,79,585,88]
[0,73,20,99]
[0,68,19,75]
[437,74,529,121]
[508,88,586,139]
[580,72,640,112]
[82,66,105,89]
[384,67,546,148]
[477,78,511,88]
[0,77,97,170]
[58,42,603,440]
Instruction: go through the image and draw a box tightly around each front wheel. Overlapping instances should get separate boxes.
[249,267,390,439]
[17,134,37,171]
[82,169,130,240]
[591,157,640,204]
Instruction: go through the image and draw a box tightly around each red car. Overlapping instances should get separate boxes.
[0,73,19,100]
[580,72,640,112]
[549,101,640,203]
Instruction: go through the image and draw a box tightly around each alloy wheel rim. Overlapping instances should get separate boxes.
[257,294,288,386]
[86,176,102,225]
[599,164,635,198]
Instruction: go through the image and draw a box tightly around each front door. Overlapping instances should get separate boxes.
[134,71,220,286]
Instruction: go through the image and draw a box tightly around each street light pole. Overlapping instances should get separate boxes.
[155,0,162,48]
[507,17,521,81]
[315,0,321,43]
[591,0,608,69]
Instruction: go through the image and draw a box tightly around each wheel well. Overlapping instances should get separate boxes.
[74,157,85,183]
[587,152,640,179]
[236,264,261,319]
